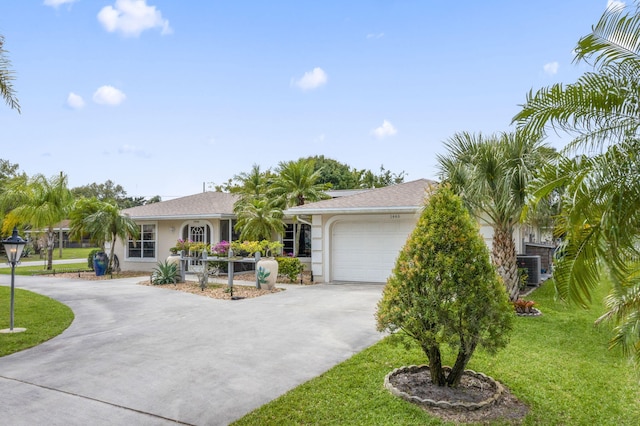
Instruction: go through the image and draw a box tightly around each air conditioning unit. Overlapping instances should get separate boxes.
[517,255,541,285]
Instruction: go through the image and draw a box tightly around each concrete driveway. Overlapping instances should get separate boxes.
[0,275,385,425]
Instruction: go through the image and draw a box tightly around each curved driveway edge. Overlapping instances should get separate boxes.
[0,275,384,425]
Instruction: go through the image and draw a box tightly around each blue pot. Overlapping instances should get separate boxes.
[93,252,108,276]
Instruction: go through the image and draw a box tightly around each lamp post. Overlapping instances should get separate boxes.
[1,226,27,334]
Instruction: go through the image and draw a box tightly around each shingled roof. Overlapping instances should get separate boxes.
[121,191,239,220]
[285,178,436,215]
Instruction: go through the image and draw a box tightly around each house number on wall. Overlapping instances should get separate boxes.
[390,214,401,219]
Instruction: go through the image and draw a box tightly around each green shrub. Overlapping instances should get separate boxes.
[231,240,284,257]
[376,185,513,387]
[518,267,529,290]
[151,260,179,285]
[87,248,101,270]
[277,257,304,282]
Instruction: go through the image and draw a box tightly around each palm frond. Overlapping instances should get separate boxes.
[515,68,640,151]
[0,35,20,113]
[575,1,640,68]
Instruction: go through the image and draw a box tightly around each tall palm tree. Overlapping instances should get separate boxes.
[513,2,640,363]
[0,35,20,112]
[79,202,140,273]
[269,158,330,255]
[437,131,552,301]
[0,173,73,270]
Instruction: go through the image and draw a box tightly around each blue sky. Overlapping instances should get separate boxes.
[0,0,617,199]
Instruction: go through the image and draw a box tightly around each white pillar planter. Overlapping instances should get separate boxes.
[166,253,181,274]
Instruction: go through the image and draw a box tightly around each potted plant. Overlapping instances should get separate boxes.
[166,246,181,275]
[513,298,541,316]
[230,240,283,289]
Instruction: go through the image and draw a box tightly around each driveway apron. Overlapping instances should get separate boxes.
[0,275,384,425]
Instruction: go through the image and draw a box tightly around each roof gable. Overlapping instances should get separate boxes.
[121,192,239,220]
[285,179,436,214]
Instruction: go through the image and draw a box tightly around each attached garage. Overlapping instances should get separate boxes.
[330,217,415,282]
[284,179,435,284]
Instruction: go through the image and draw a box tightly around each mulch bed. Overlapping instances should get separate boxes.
[388,367,529,424]
[139,280,284,300]
[49,271,315,301]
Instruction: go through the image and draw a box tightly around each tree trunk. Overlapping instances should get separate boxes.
[108,235,117,273]
[423,344,446,386]
[492,226,519,301]
[46,228,55,270]
[447,339,478,387]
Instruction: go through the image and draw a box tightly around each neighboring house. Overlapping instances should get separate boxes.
[115,179,550,282]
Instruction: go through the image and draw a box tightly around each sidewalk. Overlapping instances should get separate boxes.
[14,258,86,267]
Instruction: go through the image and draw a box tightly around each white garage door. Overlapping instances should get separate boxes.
[331,218,415,282]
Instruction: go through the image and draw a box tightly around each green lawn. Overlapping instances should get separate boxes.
[20,246,97,261]
[0,287,74,357]
[233,281,640,425]
[0,263,90,276]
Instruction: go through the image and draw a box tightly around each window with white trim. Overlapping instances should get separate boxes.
[282,223,311,257]
[127,223,156,259]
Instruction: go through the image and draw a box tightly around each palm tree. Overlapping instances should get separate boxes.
[234,197,285,241]
[269,159,330,256]
[0,173,73,270]
[68,197,109,248]
[0,35,20,112]
[437,131,552,301]
[78,201,140,273]
[231,164,271,207]
[513,2,640,363]
[269,159,329,208]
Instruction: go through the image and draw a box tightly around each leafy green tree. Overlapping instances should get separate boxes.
[306,155,359,189]
[0,35,19,112]
[71,180,160,209]
[437,131,553,301]
[353,165,406,189]
[514,2,640,364]
[376,185,513,387]
[0,159,20,183]
[0,173,73,270]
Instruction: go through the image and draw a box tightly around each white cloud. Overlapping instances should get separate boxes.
[118,144,151,158]
[43,0,78,8]
[66,92,85,109]
[366,33,384,39]
[291,67,328,91]
[543,61,559,75]
[93,85,126,105]
[607,1,625,11]
[98,0,172,37]
[371,120,397,139]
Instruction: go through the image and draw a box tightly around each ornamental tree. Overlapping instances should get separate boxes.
[376,185,513,387]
